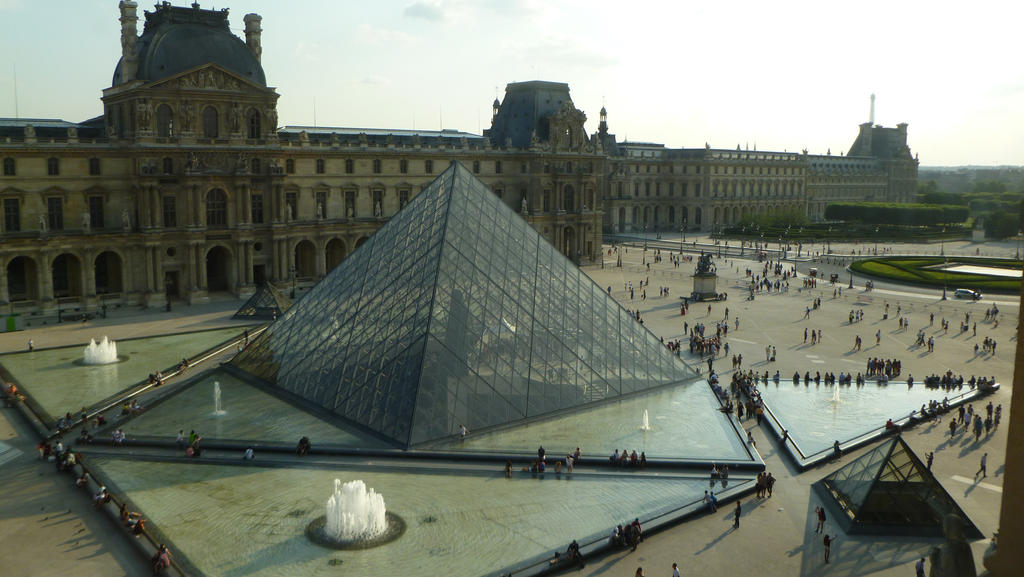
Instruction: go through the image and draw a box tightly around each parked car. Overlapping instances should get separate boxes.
[954,288,982,300]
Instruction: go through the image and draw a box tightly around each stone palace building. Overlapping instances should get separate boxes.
[0,1,917,315]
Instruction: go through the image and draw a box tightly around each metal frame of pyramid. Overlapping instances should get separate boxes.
[813,435,983,538]
[231,161,705,448]
[232,282,292,320]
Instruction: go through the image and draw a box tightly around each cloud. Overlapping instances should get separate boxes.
[519,36,618,70]
[403,1,444,21]
[359,76,391,86]
[354,23,413,46]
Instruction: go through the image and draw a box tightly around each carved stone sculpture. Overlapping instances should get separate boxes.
[81,211,91,232]
[121,209,131,232]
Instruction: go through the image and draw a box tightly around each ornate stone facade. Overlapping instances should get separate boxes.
[0,2,914,316]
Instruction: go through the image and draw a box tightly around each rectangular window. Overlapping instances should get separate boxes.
[47,197,63,230]
[682,183,688,197]
[315,190,327,219]
[669,183,674,196]
[495,160,502,174]
[645,182,651,196]
[3,198,19,231]
[88,158,101,176]
[88,195,104,229]
[285,192,298,219]
[400,159,408,174]
[316,158,325,174]
[494,188,503,199]
[373,159,382,174]
[345,159,354,174]
[285,159,295,174]
[47,158,59,176]
[520,162,527,173]
[472,160,480,173]
[399,189,410,209]
[162,196,177,228]
[162,157,174,174]
[250,193,264,224]
[695,183,701,197]
[424,159,433,174]
[2,158,15,176]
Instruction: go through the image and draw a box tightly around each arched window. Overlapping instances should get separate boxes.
[156,104,173,137]
[206,189,227,227]
[246,109,261,139]
[202,106,219,138]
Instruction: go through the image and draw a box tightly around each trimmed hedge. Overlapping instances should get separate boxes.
[850,256,1022,293]
[825,202,969,225]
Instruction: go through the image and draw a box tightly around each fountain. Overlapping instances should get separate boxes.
[306,479,405,549]
[640,409,652,431]
[83,337,119,365]
[830,386,841,405]
[213,381,226,416]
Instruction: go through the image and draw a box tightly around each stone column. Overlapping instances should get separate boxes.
[0,261,9,304]
[153,246,163,292]
[144,246,154,292]
[150,186,160,228]
[195,188,205,228]
[240,184,251,224]
[274,185,283,223]
[81,250,93,298]
[246,242,254,285]
[187,243,198,289]
[196,244,207,289]
[39,253,53,304]
[188,185,198,227]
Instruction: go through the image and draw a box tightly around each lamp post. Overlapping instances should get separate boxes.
[642,225,648,264]
[874,227,879,255]
[827,226,832,254]
[941,228,947,300]
[1017,230,1021,260]
[289,265,297,299]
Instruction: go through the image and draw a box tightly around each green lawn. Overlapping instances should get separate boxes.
[849,256,1021,293]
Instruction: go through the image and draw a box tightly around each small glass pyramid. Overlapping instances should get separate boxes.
[233,161,700,448]
[233,282,292,320]
[816,436,982,538]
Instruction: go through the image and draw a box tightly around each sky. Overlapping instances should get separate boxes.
[0,0,1021,166]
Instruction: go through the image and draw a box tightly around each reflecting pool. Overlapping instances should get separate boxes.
[757,381,979,457]
[0,327,246,419]
[91,457,721,577]
[424,380,753,463]
[124,371,390,448]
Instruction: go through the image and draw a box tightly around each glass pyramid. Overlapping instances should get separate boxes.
[816,436,982,538]
[232,161,700,448]
[233,282,291,320]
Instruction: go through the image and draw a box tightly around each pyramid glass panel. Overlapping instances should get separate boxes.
[233,162,702,448]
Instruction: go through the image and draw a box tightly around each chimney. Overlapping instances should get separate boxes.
[244,13,263,63]
[118,1,139,83]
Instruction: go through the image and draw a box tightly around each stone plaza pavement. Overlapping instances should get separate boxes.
[0,236,1015,577]
[569,236,1014,577]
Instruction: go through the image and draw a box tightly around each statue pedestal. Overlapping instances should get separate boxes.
[692,273,718,300]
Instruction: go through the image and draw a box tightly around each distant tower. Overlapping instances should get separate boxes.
[492,98,500,121]
[869,93,875,124]
[598,105,609,135]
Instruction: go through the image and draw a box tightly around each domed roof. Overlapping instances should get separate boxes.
[112,3,266,87]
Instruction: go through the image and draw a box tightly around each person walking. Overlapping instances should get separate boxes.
[976,453,987,478]
[823,533,837,563]
[815,506,826,533]
[671,562,680,577]
[926,452,933,471]
[733,500,741,528]
[915,557,926,577]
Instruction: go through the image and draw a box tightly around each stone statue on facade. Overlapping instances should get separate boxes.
[230,102,241,132]
[181,101,193,132]
[285,203,293,222]
[81,211,91,232]
[521,196,528,214]
[121,209,131,232]
[315,202,323,220]
[24,124,35,138]
[37,214,47,233]
[346,205,354,219]
[929,515,977,577]
[374,200,382,217]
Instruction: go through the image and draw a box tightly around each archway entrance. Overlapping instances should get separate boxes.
[354,236,369,249]
[294,240,316,278]
[94,251,123,295]
[206,246,233,292]
[52,253,83,298]
[325,238,347,273]
[6,256,38,301]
